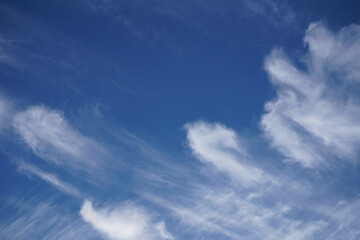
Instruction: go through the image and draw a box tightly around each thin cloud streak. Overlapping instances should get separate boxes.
[16,161,81,198]
[0,196,99,240]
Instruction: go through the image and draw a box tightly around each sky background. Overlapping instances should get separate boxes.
[0,0,360,239]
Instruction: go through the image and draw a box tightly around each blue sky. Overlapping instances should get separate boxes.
[0,0,360,239]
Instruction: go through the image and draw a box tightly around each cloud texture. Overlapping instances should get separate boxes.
[80,200,173,240]
[13,106,106,170]
[262,22,360,167]
[1,17,360,240]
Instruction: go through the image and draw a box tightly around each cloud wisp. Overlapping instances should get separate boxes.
[160,22,360,239]
[80,200,173,240]
[13,105,107,171]
[16,161,81,198]
[262,22,360,167]
[145,30,360,236]
[177,121,324,239]
[0,196,99,240]
[185,121,274,187]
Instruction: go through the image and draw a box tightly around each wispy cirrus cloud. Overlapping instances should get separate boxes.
[16,161,81,198]
[184,121,273,187]
[1,14,360,240]
[262,22,360,167]
[314,197,360,240]
[165,188,324,240]
[242,0,296,27]
[177,121,325,239]
[160,22,360,239]
[76,0,299,47]
[80,200,173,240]
[0,196,100,240]
[13,105,107,170]
[0,100,176,240]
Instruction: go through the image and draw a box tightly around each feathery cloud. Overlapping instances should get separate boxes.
[262,22,360,167]
[13,105,106,170]
[180,120,325,239]
[185,121,273,186]
[0,197,98,240]
[80,200,173,240]
[16,161,81,198]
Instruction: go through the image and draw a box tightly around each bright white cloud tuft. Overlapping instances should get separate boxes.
[80,200,173,240]
[13,106,105,169]
[185,121,272,186]
[262,22,360,167]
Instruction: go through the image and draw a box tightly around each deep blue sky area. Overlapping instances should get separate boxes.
[1,1,360,240]
[1,1,359,138]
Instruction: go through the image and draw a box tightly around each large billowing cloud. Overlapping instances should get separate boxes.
[262,22,360,167]
[80,200,173,240]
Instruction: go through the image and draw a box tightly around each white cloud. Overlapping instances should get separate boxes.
[145,186,324,240]
[185,121,272,186]
[325,198,360,239]
[80,200,173,240]
[137,120,323,239]
[13,106,106,170]
[262,22,360,167]
[16,161,81,198]
[155,221,174,240]
[0,198,99,240]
